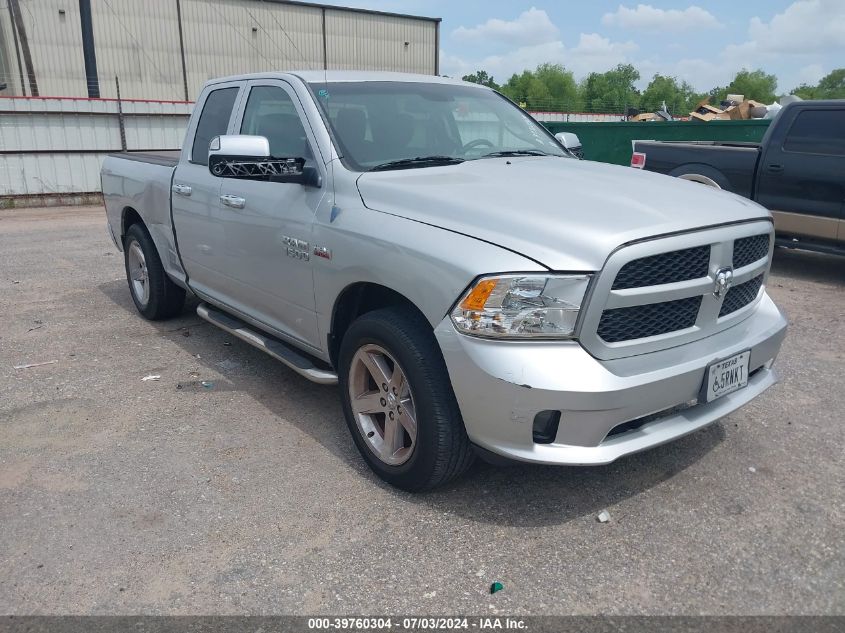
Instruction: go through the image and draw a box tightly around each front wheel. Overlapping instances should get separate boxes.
[338,307,474,491]
[123,223,185,320]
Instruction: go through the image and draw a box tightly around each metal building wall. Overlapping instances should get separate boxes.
[0,0,440,101]
[0,0,89,98]
[90,0,184,100]
[325,9,436,74]
[0,9,19,93]
[179,0,324,99]
[0,96,191,196]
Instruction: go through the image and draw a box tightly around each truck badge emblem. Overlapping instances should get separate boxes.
[314,246,332,260]
[714,267,733,298]
[282,236,310,261]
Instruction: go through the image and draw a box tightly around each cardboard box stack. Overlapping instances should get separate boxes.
[689,95,768,122]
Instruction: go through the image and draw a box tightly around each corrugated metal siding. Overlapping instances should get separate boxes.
[0,96,191,195]
[325,10,435,74]
[0,0,89,97]
[91,0,184,100]
[1,0,438,100]
[1,153,104,195]
[0,10,20,94]
[180,0,324,98]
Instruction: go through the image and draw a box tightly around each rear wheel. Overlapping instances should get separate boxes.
[338,307,474,491]
[123,223,185,320]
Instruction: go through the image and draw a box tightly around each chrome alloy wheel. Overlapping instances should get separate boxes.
[127,240,150,307]
[348,344,418,466]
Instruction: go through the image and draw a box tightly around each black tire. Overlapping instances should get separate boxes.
[123,222,185,320]
[338,307,475,491]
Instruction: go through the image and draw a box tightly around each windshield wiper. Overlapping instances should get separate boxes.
[480,149,552,158]
[369,156,465,172]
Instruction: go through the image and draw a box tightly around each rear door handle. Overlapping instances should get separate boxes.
[766,164,784,173]
[172,183,192,196]
[220,194,246,209]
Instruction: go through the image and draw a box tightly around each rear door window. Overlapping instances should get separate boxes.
[191,87,239,165]
[783,110,845,156]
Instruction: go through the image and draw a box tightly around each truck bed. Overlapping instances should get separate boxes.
[633,140,761,197]
[101,151,185,285]
[106,150,180,168]
[642,140,761,149]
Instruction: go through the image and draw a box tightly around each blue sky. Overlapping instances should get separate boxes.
[320,1,845,93]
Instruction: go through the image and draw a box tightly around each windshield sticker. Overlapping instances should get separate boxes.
[318,89,329,99]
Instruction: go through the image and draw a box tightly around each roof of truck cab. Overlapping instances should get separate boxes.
[205,71,482,88]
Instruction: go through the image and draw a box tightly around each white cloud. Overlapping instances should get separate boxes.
[452,7,559,46]
[442,34,637,83]
[442,42,560,82]
[796,63,826,86]
[602,4,722,32]
[725,0,845,57]
[571,33,639,58]
[636,57,732,92]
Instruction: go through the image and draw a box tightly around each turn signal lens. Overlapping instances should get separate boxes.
[450,274,592,339]
[459,278,498,311]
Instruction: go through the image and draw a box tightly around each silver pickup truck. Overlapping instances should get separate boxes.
[102,71,787,491]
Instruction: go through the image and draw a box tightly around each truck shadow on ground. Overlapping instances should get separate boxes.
[770,247,845,286]
[99,279,724,527]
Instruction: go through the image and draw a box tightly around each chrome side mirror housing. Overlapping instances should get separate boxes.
[208,135,320,186]
[209,134,270,160]
[555,132,583,159]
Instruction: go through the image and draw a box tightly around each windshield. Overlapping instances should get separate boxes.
[308,81,567,171]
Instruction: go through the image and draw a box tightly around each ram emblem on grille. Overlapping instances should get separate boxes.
[713,267,734,299]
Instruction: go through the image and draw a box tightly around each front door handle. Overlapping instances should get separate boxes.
[220,194,246,209]
[766,164,784,173]
[172,183,192,196]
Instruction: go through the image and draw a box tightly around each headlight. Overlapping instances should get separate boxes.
[450,274,592,339]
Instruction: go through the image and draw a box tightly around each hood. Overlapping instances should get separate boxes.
[356,156,770,270]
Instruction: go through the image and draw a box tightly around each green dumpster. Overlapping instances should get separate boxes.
[542,119,771,166]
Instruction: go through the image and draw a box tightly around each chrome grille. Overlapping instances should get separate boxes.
[579,222,774,360]
[612,245,710,289]
[719,274,764,317]
[733,234,771,268]
[598,296,701,342]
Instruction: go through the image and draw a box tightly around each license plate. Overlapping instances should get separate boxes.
[703,351,750,403]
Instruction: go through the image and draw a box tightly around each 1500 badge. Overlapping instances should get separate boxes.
[282,236,310,261]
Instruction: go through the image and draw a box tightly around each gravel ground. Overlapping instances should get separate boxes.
[1,205,843,615]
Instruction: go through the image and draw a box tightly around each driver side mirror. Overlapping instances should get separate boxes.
[208,135,320,187]
[554,132,583,159]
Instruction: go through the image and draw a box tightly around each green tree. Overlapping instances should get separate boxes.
[525,77,552,107]
[580,64,641,112]
[712,69,778,103]
[461,70,500,90]
[792,83,821,100]
[816,68,845,98]
[793,68,845,99]
[499,64,579,110]
[533,63,579,109]
[500,70,533,104]
[640,74,705,114]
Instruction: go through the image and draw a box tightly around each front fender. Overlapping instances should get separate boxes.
[311,206,546,352]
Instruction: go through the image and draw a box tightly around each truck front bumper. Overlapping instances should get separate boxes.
[434,293,787,465]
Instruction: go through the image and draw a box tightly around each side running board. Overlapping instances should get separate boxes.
[196,303,338,385]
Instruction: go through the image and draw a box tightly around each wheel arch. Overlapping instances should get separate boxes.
[121,206,145,239]
[676,173,722,188]
[668,163,730,190]
[328,282,429,369]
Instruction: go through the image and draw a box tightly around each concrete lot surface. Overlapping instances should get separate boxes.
[1,206,843,615]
